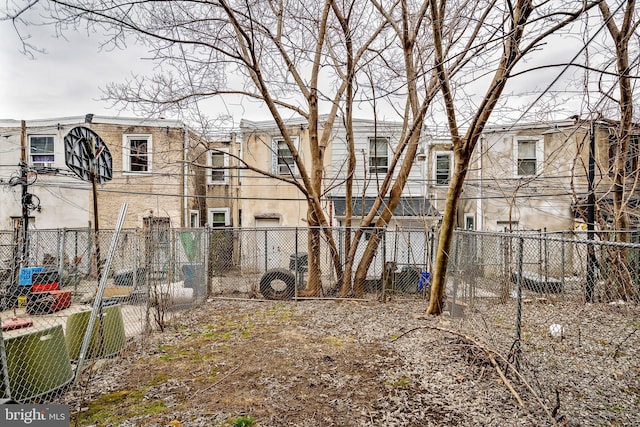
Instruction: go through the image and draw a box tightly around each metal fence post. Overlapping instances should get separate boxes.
[263,229,268,272]
[406,229,411,265]
[561,236,566,295]
[58,229,65,279]
[204,228,210,297]
[0,322,11,400]
[382,227,387,266]
[514,235,524,371]
[294,227,299,300]
[544,228,549,283]
[451,232,461,313]
[74,203,128,384]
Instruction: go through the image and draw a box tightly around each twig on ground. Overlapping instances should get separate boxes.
[612,327,638,359]
[551,388,560,419]
[193,362,243,397]
[393,324,558,427]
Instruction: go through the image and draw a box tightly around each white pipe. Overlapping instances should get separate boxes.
[477,136,484,231]
[183,125,189,227]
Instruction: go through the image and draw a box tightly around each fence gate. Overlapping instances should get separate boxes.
[143,217,171,280]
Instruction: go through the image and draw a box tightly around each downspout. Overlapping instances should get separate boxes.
[477,135,484,230]
[183,125,189,228]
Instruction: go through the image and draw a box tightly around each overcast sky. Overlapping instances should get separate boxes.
[0,7,621,127]
[0,21,158,121]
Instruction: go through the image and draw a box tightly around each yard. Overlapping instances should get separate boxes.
[61,297,640,427]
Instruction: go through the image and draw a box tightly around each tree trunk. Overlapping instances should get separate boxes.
[425,0,537,315]
[427,155,468,313]
[598,0,636,301]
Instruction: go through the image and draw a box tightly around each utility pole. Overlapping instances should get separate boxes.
[82,136,103,280]
[19,120,29,269]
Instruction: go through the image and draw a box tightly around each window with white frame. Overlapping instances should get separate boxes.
[209,148,229,184]
[189,210,200,228]
[434,151,453,185]
[208,208,230,227]
[464,213,475,230]
[516,138,541,176]
[123,134,152,173]
[273,137,298,176]
[29,135,55,168]
[369,137,389,174]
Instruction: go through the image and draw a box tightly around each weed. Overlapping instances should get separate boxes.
[142,400,167,414]
[150,374,169,385]
[325,335,352,347]
[228,414,255,427]
[385,376,412,389]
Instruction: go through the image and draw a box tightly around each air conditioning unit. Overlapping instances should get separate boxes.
[34,162,54,169]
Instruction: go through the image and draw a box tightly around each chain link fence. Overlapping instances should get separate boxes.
[0,226,209,403]
[446,230,640,424]
[1,225,638,423]
[209,226,434,299]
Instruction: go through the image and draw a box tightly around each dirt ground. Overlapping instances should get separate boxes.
[61,298,640,427]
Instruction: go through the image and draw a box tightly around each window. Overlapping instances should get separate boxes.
[369,137,389,174]
[516,139,539,176]
[209,148,229,184]
[434,152,453,185]
[273,137,298,175]
[464,213,475,230]
[208,208,230,227]
[189,210,200,228]
[29,135,55,168]
[123,135,152,173]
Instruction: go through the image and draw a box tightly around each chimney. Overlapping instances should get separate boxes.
[85,113,94,124]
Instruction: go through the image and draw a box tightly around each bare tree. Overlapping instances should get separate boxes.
[425,0,600,314]
[599,0,639,237]
[2,0,607,308]
[596,0,640,301]
[1,0,393,296]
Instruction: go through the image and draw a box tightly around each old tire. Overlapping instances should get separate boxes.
[260,268,296,300]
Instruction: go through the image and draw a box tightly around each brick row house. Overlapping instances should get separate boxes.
[237,117,442,277]
[238,116,443,230]
[3,114,636,234]
[474,118,640,233]
[0,114,238,282]
[0,115,213,232]
[235,117,640,278]
[2,113,637,277]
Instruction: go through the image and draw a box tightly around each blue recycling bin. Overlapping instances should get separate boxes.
[418,272,430,291]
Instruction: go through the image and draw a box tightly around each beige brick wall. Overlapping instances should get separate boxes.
[86,123,191,229]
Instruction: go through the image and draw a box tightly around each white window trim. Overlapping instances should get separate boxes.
[208,148,230,184]
[432,151,453,186]
[464,213,475,230]
[208,207,230,227]
[513,137,543,177]
[272,136,299,176]
[368,136,390,174]
[122,134,153,174]
[189,210,200,228]
[28,135,56,168]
